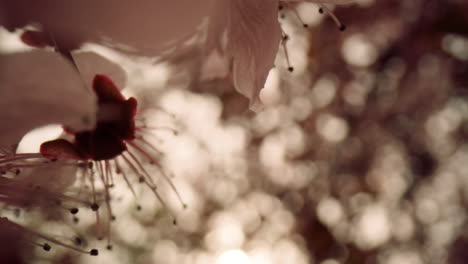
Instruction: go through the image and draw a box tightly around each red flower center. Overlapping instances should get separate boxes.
[40,75,137,161]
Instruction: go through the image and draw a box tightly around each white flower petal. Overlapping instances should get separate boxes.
[230,0,281,111]
[0,50,97,147]
[207,0,281,111]
[0,0,215,56]
[17,163,78,193]
[205,0,230,54]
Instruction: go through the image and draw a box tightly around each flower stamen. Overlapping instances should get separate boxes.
[127,142,187,209]
[318,4,346,31]
[113,159,137,197]
[281,31,294,73]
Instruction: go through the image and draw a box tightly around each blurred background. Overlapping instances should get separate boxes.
[2,0,468,263]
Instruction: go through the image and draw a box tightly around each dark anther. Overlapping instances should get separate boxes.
[278,4,283,10]
[74,237,82,246]
[280,14,285,19]
[90,203,99,211]
[90,249,99,256]
[43,243,51,251]
[282,35,289,41]
[14,209,21,218]
[106,245,113,250]
[136,205,142,211]
[138,177,145,183]
[70,208,79,214]
[88,162,93,169]
[15,169,20,175]
[318,8,324,14]
[73,217,79,223]
[51,158,58,162]
[303,24,309,28]
[288,67,294,72]
[173,219,177,225]
[97,237,103,241]
[339,25,347,31]
[111,215,116,221]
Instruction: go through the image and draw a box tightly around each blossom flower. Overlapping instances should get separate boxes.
[2,0,350,113]
[37,74,185,246]
[204,0,351,111]
[0,48,129,255]
[0,73,184,253]
[0,49,126,148]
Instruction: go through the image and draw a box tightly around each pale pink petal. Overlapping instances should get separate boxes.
[17,162,78,193]
[200,51,231,81]
[0,50,97,147]
[0,0,215,56]
[206,0,281,111]
[205,0,230,54]
[72,51,127,90]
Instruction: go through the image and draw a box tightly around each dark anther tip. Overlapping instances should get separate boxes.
[339,25,347,31]
[43,243,51,252]
[90,203,99,211]
[106,245,113,250]
[74,237,82,246]
[70,208,79,214]
[288,67,294,72]
[319,8,324,14]
[303,24,309,28]
[90,249,99,256]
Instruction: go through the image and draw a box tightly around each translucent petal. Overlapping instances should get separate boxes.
[73,51,127,90]
[206,0,281,111]
[0,0,215,56]
[0,50,97,147]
